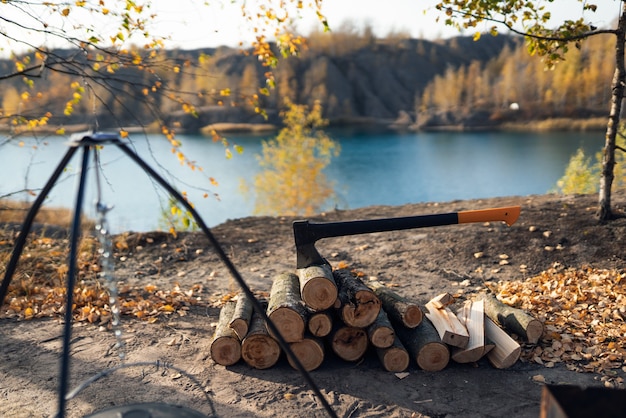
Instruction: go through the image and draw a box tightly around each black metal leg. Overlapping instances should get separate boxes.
[0,146,80,306]
[57,145,91,418]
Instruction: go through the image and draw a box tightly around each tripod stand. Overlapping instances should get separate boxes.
[0,132,336,418]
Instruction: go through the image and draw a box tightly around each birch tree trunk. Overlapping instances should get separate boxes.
[598,6,626,221]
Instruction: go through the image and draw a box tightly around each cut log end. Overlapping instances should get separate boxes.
[210,337,241,367]
[341,290,381,328]
[241,334,281,370]
[287,337,325,371]
[302,279,338,311]
[308,311,333,338]
[369,327,395,349]
[267,307,306,343]
[402,306,424,328]
[377,346,410,373]
[417,342,450,372]
[331,326,368,362]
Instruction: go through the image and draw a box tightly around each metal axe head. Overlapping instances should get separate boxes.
[293,220,327,269]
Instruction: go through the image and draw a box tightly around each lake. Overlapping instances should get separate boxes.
[0,129,604,233]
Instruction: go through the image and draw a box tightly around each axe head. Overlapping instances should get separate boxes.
[293,220,328,269]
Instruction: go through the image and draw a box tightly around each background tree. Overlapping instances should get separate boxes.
[248,99,340,216]
[434,0,623,221]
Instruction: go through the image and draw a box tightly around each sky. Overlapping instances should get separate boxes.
[0,0,622,53]
[148,0,623,50]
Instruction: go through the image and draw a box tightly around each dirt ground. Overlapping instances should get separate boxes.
[2,191,626,418]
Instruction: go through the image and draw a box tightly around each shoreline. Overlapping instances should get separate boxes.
[0,116,609,137]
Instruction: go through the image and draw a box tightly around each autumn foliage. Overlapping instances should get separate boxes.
[248,99,340,216]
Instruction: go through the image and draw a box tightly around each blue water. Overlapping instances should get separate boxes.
[0,130,604,232]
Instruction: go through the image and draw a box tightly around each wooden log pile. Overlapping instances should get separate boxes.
[210,268,542,373]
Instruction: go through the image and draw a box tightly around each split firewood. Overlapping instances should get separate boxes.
[425,299,469,348]
[484,316,521,369]
[287,335,325,371]
[329,324,369,362]
[307,309,333,338]
[369,281,423,328]
[429,292,455,309]
[266,272,307,343]
[452,300,488,363]
[210,301,242,366]
[367,308,395,349]
[333,269,381,328]
[241,312,281,370]
[376,335,410,372]
[229,293,254,340]
[395,317,450,372]
[297,264,338,311]
[481,293,544,344]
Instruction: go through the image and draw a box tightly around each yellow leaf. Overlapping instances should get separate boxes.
[120,129,129,138]
[61,8,70,16]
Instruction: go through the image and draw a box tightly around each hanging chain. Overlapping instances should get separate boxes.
[93,149,125,360]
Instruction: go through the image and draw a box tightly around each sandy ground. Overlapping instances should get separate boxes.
[2,192,626,417]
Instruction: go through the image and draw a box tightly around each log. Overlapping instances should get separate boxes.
[333,269,381,328]
[425,300,469,348]
[376,335,410,372]
[210,301,241,366]
[297,264,338,311]
[485,316,521,369]
[307,309,333,338]
[266,272,307,343]
[367,308,395,349]
[241,312,281,369]
[287,335,325,371]
[395,317,449,372]
[452,299,487,363]
[369,281,423,328]
[329,324,369,362]
[229,293,254,340]
[482,293,544,344]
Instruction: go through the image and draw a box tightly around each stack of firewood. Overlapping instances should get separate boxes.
[210,267,543,372]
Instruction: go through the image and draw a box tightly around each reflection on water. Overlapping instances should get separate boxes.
[0,130,603,232]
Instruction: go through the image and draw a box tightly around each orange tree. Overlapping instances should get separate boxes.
[434,0,624,221]
[249,99,339,216]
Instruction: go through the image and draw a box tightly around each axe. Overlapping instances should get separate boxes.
[293,206,520,268]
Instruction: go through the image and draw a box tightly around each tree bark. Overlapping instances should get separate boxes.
[287,335,325,371]
[241,312,281,369]
[376,335,410,372]
[369,281,423,328]
[266,272,307,343]
[367,308,395,349]
[481,293,543,344]
[329,324,369,362]
[333,269,381,328]
[210,301,242,366]
[229,293,254,340]
[598,6,626,221]
[297,264,338,311]
[395,317,449,372]
[307,309,333,338]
